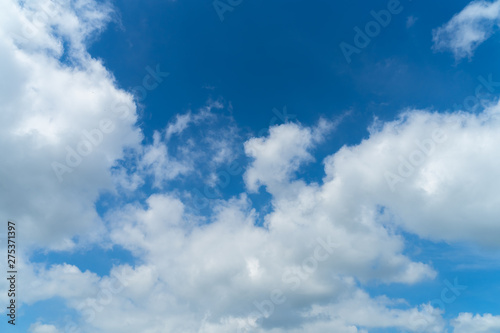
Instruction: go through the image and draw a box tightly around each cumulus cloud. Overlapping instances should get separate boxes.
[86,104,500,332]
[3,1,500,332]
[96,189,437,332]
[13,105,500,332]
[0,0,142,251]
[5,0,114,59]
[452,313,500,333]
[83,118,449,332]
[324,107,500,246]
[0,0,235,251]
[244,119,331,194]
[306,291,445,332]
[433,0,500,59]
[22,262,101,304]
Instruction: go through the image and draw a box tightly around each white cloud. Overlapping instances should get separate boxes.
[324,107,500,246]
[6,0,114,59]
[29,322,60,333]
[165,112,193,140]
[452,313,500,333]
[0,0,143,250]
[97,122,440,332]
[87,107,500,332]
[244,119,331,194]
[2,1,499,332]
[433,0,500,59]
[135,101,241,190]
[164,99,221,141]
[22,263,101,304]
[139,130,192,188]
[14,106,500,332]
[306,291,445,332]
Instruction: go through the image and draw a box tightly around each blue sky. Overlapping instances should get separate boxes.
[2,0,500,332]
[88,0,496,128]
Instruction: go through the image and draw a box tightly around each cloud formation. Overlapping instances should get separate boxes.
[2,1,500,332]
[452,313,500,333]
[0,0,142,251]
[433,0,500,59]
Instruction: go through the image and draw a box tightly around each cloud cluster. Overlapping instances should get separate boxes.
[2,0,500,332]
[15,104,500,331]
[92,105,500,332]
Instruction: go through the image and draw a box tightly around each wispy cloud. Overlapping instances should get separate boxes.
[433,0,500,59]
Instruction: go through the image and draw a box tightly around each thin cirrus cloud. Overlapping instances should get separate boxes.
[1,0,500,333]
[433,0,500,59]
